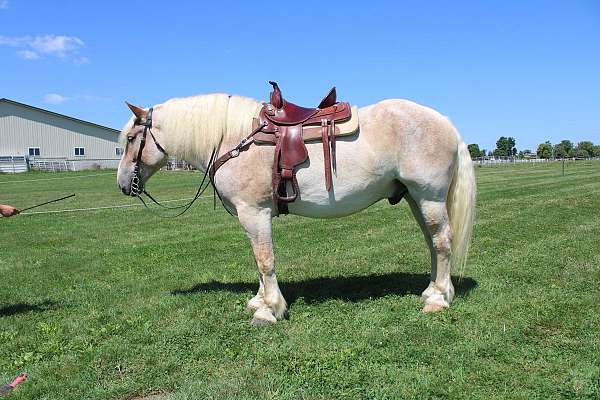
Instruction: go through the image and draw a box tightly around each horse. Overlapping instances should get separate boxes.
[117,92,476,325]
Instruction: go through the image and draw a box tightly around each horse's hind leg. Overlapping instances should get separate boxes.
[406,194,454,312]
[237,206,287,325]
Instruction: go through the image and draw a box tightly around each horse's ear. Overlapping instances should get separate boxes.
[125,102,147,120]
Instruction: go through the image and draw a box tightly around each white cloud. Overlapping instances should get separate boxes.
[0,0,8,10]
[42,93,111,105]
[0,34,89,64]
[74,56,90,65]
[17,49,39,59]
[43,93,69,104]
[30,35,84,57]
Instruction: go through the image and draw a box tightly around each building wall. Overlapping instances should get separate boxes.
[0,100,122,160]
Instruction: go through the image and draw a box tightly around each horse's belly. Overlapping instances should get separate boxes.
[286,141,397,218]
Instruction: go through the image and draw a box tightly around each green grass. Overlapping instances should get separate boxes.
[0,161,599,399]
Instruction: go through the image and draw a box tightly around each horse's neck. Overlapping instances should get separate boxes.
[162,122,228,172]
[158,94,258,171]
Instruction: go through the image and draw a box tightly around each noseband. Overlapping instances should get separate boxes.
[130,107,168,196]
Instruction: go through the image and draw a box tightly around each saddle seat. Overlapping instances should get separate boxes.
[266,81,337,125]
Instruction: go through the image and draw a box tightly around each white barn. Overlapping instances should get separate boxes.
[0,98,123,173]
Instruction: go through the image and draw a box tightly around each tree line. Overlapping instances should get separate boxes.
[468,137,600,159]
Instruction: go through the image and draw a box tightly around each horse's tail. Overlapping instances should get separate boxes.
[447,136,476,275]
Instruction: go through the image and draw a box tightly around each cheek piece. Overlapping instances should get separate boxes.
[130,107,167,196]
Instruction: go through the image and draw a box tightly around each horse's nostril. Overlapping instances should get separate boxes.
[121,187,128,195]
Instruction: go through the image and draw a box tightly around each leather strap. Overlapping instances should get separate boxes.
[321,119,332,191]
[330,106,337,173]
[209,122,266,181]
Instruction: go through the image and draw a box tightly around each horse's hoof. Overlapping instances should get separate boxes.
[422,303,446,313]
[246,297,263,313]
[251,317,275,327]
[251,308,277,326]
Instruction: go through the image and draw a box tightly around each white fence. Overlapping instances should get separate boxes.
[472,157,599,166]
[0,156,28,173]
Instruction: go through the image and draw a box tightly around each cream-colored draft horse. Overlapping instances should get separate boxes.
[117,93,476,325]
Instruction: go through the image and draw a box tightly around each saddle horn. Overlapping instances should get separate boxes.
[268,81,283,109]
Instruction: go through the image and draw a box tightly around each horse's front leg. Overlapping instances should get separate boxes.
[237,206,287,325]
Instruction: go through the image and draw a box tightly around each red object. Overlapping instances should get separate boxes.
[0,373,28,397]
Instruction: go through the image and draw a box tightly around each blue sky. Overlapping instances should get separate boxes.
[1,1,599,152]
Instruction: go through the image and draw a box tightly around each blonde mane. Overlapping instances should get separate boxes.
[158,93,261,165]
[120,93,261,166]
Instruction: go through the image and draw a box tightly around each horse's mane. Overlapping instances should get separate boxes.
[161,93,261,164]
[120,93,261,165]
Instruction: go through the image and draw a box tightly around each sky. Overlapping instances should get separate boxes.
[1,1,599,152]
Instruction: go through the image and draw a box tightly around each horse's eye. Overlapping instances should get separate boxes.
[127,136,134,144]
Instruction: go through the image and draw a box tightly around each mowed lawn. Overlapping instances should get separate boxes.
[0,161,599,400]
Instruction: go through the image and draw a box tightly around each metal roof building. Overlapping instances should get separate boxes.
[0,98,123,172]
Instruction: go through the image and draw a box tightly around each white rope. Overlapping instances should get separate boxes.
[20,195,213,215]
[0,172,114,185]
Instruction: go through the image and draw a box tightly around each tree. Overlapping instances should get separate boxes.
[577,141,594,157]
[575,149,590,158]
[560,140,573,154]
[468,144,482,159]
[554,143,567,159]
[494,136,517,157]
[537,141,552,159]
[594,146,600,158]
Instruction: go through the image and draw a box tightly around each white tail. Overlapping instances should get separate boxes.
[447,139,476,274]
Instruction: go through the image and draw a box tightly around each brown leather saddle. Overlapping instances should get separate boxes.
[210,81,353,215]
[257,82,352,213]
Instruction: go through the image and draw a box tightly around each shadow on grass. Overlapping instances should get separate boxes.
[171,273,477,304]
[0,300,59,317]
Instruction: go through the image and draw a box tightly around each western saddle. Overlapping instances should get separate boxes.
[211,81,354,214]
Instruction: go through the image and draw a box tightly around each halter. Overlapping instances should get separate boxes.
[130,107,167,196]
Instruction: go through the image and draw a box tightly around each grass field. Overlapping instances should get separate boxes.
[1,161,599,399]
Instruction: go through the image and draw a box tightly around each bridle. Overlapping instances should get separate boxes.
[128,107,218,217]
[130,107,167,197]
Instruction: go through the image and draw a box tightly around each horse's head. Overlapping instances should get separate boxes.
[117,103,169,196]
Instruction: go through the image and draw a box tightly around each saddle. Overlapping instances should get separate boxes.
[210,81,357,215]
[257,82,353,213]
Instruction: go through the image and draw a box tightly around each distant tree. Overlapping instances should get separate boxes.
[567,148,576,158]
[575,149,590,158]
[494,136,517,157]
[481,149,487,157]
[594,145,600,158]
[554,143,567,159]
[537,141,552,159]
[517,150,524,159]
[560,140,573,154]
[577,141,594,157]
[468,144,482,159]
